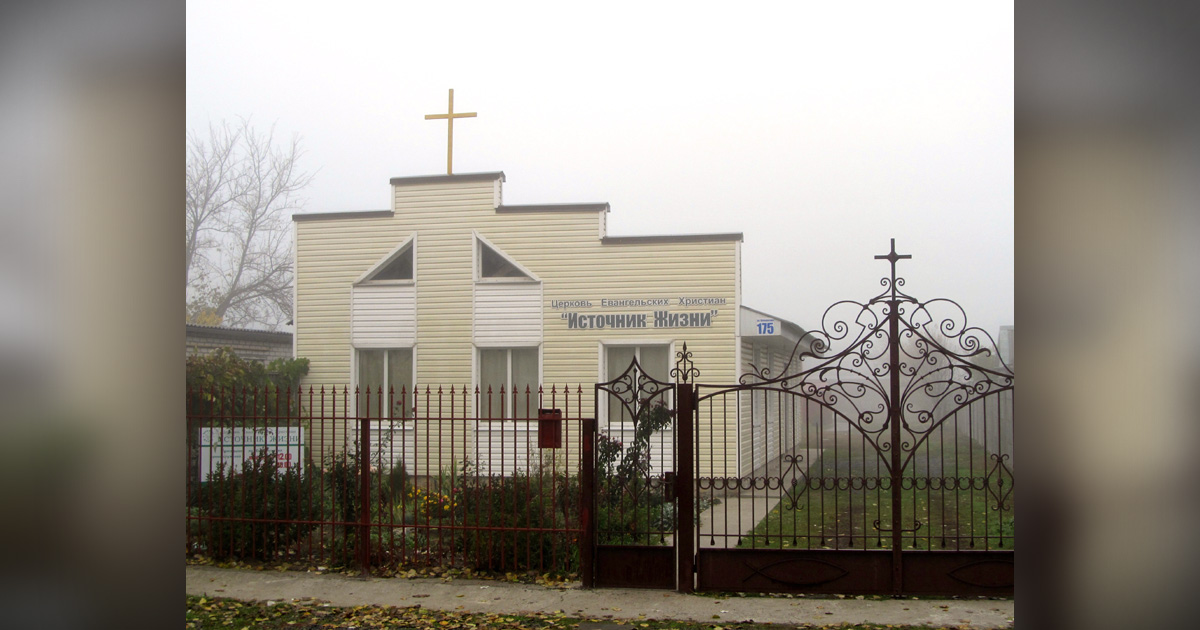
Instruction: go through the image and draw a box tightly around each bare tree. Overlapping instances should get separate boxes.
[186,119,314,329]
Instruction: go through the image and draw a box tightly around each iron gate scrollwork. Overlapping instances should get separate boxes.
[692,239,1014,596]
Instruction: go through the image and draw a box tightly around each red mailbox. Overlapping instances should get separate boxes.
[537,408,562,449]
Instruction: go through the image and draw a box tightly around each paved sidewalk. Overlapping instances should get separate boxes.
[186,565,1014,628]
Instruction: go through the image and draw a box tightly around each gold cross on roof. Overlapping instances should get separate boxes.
[425,89,477,175]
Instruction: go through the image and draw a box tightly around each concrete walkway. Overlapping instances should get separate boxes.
[186,564,1014,628]
[697,494,780,548]
[698,448,822,548]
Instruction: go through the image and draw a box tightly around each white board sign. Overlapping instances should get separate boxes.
[198,427,304,481]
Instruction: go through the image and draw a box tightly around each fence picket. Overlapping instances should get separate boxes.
[186,384,590,576]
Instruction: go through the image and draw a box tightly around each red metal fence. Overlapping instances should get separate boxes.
[186,385,593,576]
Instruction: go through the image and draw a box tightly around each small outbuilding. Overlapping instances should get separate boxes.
[185,324,293,363]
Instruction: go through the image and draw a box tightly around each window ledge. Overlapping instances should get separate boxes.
[476,278,540,284]
[356,279,415,287]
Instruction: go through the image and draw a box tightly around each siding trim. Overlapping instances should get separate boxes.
[292,224,298,359]
[496,203,610,214]
[293,209,393,222]
[389,171,505,186]
[602,233,743,245]
[734,240,743,475]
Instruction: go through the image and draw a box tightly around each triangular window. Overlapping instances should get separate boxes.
[477,235,535,280]
[356,237,415,284]
[371,246,413,280]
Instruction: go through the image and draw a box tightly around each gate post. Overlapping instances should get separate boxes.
[887,299,903,595]
[877,238,911,596]
[580,417,596,588]
[358,414,371,576]
[676,383,695,593]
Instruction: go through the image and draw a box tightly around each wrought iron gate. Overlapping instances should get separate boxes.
[691,240,1014,595]
[588,356,687,588]
[585,240,1014,596]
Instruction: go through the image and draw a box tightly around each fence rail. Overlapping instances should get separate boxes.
[186,384,592,576]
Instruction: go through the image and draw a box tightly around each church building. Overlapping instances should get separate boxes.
[292,171,808,477]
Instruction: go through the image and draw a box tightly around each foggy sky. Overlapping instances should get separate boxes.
[187,1,1013,340]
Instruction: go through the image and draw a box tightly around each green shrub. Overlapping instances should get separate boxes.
[388,463,411,500]
[186,347,310,417]
[454,461,579,574]
[595,403,675,545]
[193,448,316,561]
[318,450,400,567]
[397,486,455,522]
[186,348,311,492]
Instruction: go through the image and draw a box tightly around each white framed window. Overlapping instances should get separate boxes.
[355,347,415,418]
[352,236,417,349]
[602,343,672,426]
[600,342,674,475]
[478,346,539,418]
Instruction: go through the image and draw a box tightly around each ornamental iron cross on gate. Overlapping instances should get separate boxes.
[874,238,912,300]
[425,89,477,175]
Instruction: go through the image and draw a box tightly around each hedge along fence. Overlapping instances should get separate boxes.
[186,384,592,576]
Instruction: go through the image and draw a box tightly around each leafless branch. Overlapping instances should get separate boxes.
[186,118,313,329]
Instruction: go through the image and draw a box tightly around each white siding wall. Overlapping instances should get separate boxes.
[772,347,802,453]
[604,423,675,476]
[739,339,757,476]
[358,421,418,473]
[473,282,542,346]
[473,422,538,476]
[296,177,742,477]
[738,339,809,477]
[351,284,416,346]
